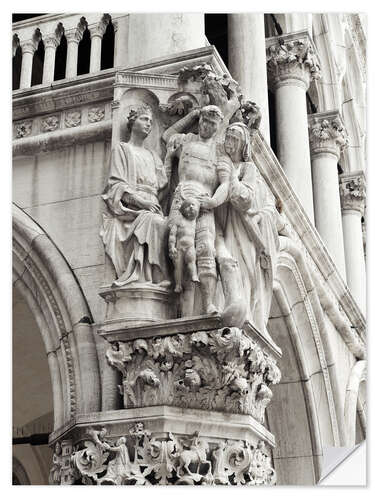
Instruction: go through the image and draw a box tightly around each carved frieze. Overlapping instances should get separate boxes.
[14,120,32,138]
[41,115,60,133]
[308,112,348,159]
[339,171,366,214]
[266,32,321,90]
[64,110,81,128]
[106,327,281,423]
[88,107,105,122]
[51,425,276,485]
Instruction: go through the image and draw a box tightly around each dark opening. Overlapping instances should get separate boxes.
[268,90,277,154]
[12,14,45,22]
[77,28,91,76]
[31,39,45,86]
[101,21,115,70]
[13,45,22,90]
[306,92,318,114]
[54,34,67,81]
[204,14,228,67]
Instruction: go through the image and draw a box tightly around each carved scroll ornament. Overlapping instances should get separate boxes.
[52,425,276,485]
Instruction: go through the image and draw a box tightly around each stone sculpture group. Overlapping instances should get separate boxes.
[101,65,286,336]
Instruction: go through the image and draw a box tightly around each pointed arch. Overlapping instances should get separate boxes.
[13,204,101,431]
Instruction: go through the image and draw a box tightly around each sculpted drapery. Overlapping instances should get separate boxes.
[100,105,170,287]
[217,123,280,334]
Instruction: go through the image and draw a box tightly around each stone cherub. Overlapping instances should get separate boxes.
[168,197,200,293]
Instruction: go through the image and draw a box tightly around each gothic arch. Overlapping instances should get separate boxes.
[266,237,344,484]
[13,203,101,431]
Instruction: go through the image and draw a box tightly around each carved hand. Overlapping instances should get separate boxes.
[141,199,162,214]
[197,194,217,210]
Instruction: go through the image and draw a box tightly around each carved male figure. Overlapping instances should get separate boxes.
[163,105,230,315]
[101,104,170,287]
[168,197,200,293]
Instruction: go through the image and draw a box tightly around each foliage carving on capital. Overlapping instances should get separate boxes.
[106,328,281,423]
[52,426,276,485]
[339,173,366,214]
[266,36,321,90]
[308,114,348,158]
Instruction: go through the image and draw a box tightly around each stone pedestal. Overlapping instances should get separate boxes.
[49,317,281,485]
[266,30,321,223]
[99,283,176,325]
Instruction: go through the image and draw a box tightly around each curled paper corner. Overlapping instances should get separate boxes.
[319,441,366,485]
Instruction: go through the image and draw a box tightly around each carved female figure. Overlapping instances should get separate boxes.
[100,104,170,287]
[218,123,280,335]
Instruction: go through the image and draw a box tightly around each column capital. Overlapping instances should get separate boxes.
[89,21,108,39]
[308,111,348,159]
[20,39,38,55]
[339,171,366,214]
[43,34,60,50]
[65,27,84,44]
[266,30,321,91]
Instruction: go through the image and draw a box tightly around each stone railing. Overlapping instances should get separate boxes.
[12,13,123,90]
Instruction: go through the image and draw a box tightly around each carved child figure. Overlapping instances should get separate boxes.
[168,197,200,293]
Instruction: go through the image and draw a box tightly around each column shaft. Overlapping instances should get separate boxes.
[267,31,321,224]
[340,172,366,313]
[311,153,346,277]
[228,14,270,143]
[42,44,57,84]
[66,38,79,78]
[309,111,348,278]
[89,35,102,73]
[19,48,34,89]
[275,82,314,221]
[342,211,366,312]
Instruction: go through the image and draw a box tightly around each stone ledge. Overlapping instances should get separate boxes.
[49,405,276,447]
[97,316,282,358]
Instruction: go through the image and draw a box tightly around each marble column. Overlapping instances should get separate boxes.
[20,40,37,89]
[266,30,321,223]
[308,111,348,279]
[89,21,108,73]
[339,171,366,313]
[65,29,83,78]
[228,14,270,143]
[42,35,59,84]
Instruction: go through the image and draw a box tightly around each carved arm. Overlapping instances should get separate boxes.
[168,224,178,260]
[162,108,200,144]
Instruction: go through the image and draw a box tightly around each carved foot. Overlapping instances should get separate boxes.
[175,284,183,293]
[206,304,219,315]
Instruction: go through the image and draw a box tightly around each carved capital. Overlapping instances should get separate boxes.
[339,171,366,214]
[65,28,83,44]
[266,31,321,91]
[43,34,60,50]
[106,327,281,424]
[308,111,348,159]
[20,39,38,55]
[89,15,110,39]
[51,426,276,485]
